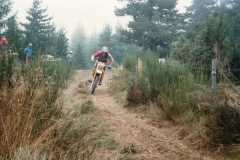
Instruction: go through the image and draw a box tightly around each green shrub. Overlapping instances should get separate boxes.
[0,56,15,87]
[42,60,72,88]
[126,56,198,115]
[123,55,137,73]
[143,58,194,99]
[21,60,72,88]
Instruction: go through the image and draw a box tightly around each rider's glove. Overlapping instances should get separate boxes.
[91,55,95,62]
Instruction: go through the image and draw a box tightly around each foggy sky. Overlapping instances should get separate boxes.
[13,0,192,36]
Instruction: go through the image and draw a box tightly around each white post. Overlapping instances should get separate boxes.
[212,58,217,95]
[136,57,144,78]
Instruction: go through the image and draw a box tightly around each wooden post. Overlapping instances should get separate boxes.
[137,57,143,77]
[212,58,217,95]
[212,42,221,96]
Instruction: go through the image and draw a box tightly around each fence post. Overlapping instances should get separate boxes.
[212,58,217,95]
[137,57,143,77]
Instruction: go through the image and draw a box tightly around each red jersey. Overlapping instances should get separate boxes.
[93,51,110,63]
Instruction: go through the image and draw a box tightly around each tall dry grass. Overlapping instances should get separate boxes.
[0,59,99,160]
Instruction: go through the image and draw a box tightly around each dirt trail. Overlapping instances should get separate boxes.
[64,70,219,160]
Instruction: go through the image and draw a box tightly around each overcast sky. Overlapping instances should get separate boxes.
[13,0,192,36]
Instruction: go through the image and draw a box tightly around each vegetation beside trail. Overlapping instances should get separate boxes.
[111,55,240,158]
[1,0,103,159]
[109,0,240,157]
[0,60,101,160]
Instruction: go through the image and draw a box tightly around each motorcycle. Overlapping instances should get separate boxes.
[90,61,113,95]
[90,61,106,95]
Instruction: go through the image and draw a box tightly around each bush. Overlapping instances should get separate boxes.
[123,55,137,73]
[0,56,15,87]
[42,60,72,88]
[126,56,198,116]
[143,58,194,100]
[21,60,72,89]
[208,105,240,145]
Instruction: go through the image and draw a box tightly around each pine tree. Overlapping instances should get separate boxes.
[190,0,217,24]
[86,32,99,54]
[111,26,128,63]
[98,25,127,63]
[116,0,178,55]
[55,28,69,58]
[85,32,99,65]
[171,0,240,79]
[0,0,11,30]
[71,26,88,69]
[226,0,240,79]
[22,0,55,54]
[5,15,22,52]
[98,25,113,48]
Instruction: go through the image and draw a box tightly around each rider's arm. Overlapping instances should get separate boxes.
[108,53,114,64]
[91,51,101,61]
[91,51,97,61]
[91,54,95,61]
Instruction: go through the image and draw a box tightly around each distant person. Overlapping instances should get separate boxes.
[66,51,73,65]
[91,46,114,85]
[0,36,8,46]
[0,36,9,59]
[24,43,33,64]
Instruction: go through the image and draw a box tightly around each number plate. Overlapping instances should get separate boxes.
[96,62,105,73]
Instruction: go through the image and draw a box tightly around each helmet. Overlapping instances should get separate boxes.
[102,46,109,52]
[28,43,32,47]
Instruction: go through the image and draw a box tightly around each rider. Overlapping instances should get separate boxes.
[91,46,114,85]
[0,36,8,59]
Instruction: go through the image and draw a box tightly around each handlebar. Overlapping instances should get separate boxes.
[94,60,113,68]
[106,65,112,70]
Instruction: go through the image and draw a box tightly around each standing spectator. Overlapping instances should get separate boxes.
[24,43,33,64]
[0,36,8,46]
[0,36,9,59]
[66,51,73,65]
[0,36,13,86]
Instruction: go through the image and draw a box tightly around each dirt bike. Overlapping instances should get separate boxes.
[90,61,106,95]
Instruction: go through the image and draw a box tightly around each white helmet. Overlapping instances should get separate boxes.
[28,43,32,47]
[102,46,109,52]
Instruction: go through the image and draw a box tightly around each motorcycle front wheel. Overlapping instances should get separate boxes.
[91,75,100,95]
